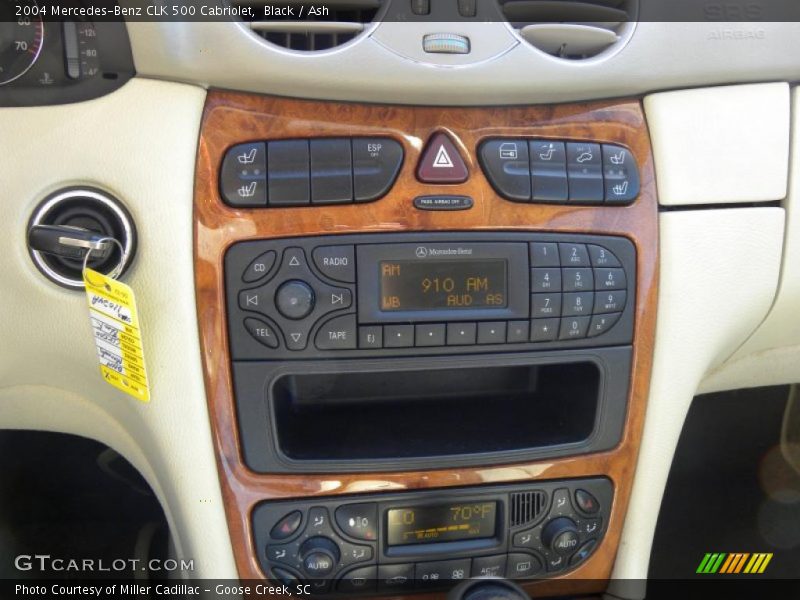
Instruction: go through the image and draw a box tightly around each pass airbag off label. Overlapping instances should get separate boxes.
[83,268,150,402]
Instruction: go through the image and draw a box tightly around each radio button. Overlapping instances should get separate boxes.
[415,558,471,586]
[479,139,531,201]
[477,322,506,344]
[242,250,276,284]
[588,312,621,338]
[562,268,594,292]
[532,293,561,318]
[593,290,626,314]
[594,267,626,291]
[530,318,559,342]
[385,325,414,348]
[315,314,357,350]
[270,510,303,540]
[588,245,621,267]
[353,138,404,202]
[562,292,594,317]
[471,554,507,578]
[312,245,356,283]
[506,553,542,579]
[559,317,590,340]
[275,280,315,320]
[358,326,383,349]
[507,321,530,344]
[530,242,560,267]
[378,563,414,591]
[338,565,377,594]
[244,318,279,349]
[415,323,445,347]
[447,322,477,346]
[531,267,562,292]
[335,503,378,541]
[558,243,590,267]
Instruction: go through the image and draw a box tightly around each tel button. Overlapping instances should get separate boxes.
[335,503,378,541]
[244,318,279,349]
[312,245,356,283]
[242,250,276,283]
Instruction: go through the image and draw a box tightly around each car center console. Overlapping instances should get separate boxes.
[194,92,658,598]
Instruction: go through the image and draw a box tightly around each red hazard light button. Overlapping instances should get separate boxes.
[417,132,469,183]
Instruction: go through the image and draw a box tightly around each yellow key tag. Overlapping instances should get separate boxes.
[83,267,150,402]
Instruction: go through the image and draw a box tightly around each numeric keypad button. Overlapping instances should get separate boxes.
[559,316,590,340]
[532,293,562,318]
[562,268,593,292]
[587,245,620,267]
[562,292,593,317]
[594,268,626,290]
[594,290,626,314]
[531,268,562,292]
[558,243,590,266]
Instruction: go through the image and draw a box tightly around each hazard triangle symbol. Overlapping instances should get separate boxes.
[417,132,469,183]
[432,145,454,168]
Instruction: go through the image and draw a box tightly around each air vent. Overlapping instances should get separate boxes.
[499,0,636,59]
[510,490,547,527]
[233,0,383,52]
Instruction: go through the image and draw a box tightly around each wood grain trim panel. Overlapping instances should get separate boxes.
[194,90,658,598]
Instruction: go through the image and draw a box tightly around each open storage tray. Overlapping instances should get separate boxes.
[232,347,632,473]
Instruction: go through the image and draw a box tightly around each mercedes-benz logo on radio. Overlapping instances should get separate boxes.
[415,246,428,258]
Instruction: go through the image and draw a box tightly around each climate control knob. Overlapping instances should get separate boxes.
[275,280,315,320]
[299,536,340,577]
[541,517,580,556]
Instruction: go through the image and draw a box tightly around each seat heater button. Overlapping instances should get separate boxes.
[220,142,267,207]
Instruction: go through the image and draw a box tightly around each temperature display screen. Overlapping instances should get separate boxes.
[386,502,498,546]
[379,260,507,311]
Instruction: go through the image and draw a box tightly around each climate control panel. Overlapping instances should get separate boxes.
[252,478,613,595]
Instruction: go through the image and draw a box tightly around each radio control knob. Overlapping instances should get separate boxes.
[275,280,315,320]
[299,536,340,577]
[541,517,580,556]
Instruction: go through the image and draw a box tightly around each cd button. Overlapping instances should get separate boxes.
[242,250,276,283]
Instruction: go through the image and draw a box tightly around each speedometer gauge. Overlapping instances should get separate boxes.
[0,0,44,86]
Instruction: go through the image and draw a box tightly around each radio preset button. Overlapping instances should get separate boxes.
[415,558,471,586]
[477,321,506,344]
[558,243,590,267]
[358,326,383,349]
[530,318,559,342]
[588,245,621,267]
[275,280,315,320]
[594,267,626,290]
[562,292,593,317]
[471,554,507,578]
[594,290,626,314]
[562,268,594,292]
[447,322,477,346]
[530,242,560,267]
[242,250,276,283]
[335,503,378,541]
[315,314,357,350]
[384,325,414,348]
[507,321,529,343]
[559,317,590,340]
[531,267,561,292]
[506,553,542,579]
[532,293,561,318]
[244,318,279,349]
[588,312,621,337]
[415,323,446,347]
[312,245,356,283]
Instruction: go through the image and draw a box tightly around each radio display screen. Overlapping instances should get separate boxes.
[387,502,497,546]
[379,260,507,311]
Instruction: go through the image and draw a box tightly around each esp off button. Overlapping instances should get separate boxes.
[312,245,355,283]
